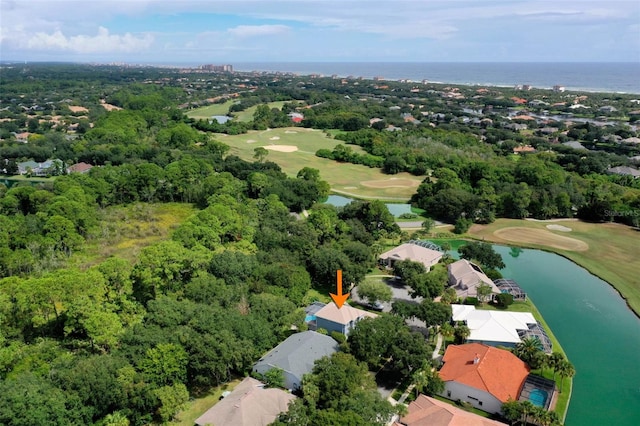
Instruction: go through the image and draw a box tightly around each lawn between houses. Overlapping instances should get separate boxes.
[468,219,640,317]
[216,127,424,200]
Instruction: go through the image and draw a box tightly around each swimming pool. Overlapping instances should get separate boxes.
[529,388,548,407]
[305,314,316,322]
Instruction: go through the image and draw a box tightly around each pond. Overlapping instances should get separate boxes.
[210,115,232,123]
[324,195,413,218]
[494,246,640,426]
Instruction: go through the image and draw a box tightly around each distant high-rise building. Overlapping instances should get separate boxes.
[200,64,233,72]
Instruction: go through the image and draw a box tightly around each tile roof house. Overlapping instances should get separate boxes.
[447,260,500,301]
[379,242,444,271]
[397,394,508,426]
[67,162,93,174]
[438,343,530,415]
[194,376,295,426]
[253,331,339,391]
[450,305,551,352]
[314,302,378,336]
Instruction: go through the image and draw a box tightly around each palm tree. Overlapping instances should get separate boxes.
[548,352,565,380]
[520,400,535,426]
[557,359,575,392]
[513,337,543,364]
[440,322,455,350]
[454,324,470,344]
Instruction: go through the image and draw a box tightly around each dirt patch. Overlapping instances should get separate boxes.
[494,227,588,251]
[69,105,89,113]
[265,145,298,153]
[361,178,421,188]
[546,224,572,232]
[100,100,122,111]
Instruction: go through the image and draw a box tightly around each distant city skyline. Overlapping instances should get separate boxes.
[1,0,639,63]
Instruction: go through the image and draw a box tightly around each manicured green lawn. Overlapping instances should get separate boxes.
[469,219,640,316]
[217,127,423,200]
[185,101,235,119]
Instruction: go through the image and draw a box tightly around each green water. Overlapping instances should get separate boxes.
[495,246,640,426]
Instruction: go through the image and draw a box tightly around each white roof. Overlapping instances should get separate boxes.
[451,305,537,344]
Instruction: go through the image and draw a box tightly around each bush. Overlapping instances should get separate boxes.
[399,213,418,219]
[330,331,346,344]
[453,217,473,234]
[462,297,479,306]
[495,292,514,308]
[485,268,503,280]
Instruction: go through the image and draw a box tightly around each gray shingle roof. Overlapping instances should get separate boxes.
[254,331,338,381]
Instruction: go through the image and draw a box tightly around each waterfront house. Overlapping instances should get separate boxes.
[379,242,444,272]
[438,343,530,415]
[447,260,500,301]
[397,394,508,426]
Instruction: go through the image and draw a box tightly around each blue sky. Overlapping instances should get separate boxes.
[1,0,639,63]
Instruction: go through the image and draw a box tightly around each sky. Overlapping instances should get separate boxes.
[1,0,639,64]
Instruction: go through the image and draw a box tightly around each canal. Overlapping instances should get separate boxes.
[494,246,640,426]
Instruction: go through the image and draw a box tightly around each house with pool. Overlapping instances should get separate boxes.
[438,343,556,415]
[305,301,377,336]
[451,304,553,353]
[379,241,444,271]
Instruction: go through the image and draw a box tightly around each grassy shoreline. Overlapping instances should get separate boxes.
[466,219,640,318]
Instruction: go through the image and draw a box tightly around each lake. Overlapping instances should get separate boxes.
[324,194,413,217]
[494,246,640,426]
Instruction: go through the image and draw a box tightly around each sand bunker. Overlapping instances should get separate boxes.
[494,227,588,251]
[546,224,572,232]
[284,130,298,134]
[246,139,257,143]
[69,106,89,113]
[343,186,357,189]
[361,178,421,188]
[269,136,281,140]
[265,145,298,152]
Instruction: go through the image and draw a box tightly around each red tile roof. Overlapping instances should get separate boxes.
[400,394,507,426]
[439,343,529,403]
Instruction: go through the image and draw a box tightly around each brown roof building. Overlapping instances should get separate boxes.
[379,242,444,271]
[195,377,295,426]
[398,394,507,426]
[438,343,530,414]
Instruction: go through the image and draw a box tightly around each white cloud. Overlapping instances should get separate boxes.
[227,24,290,38]
[22,27,154,53]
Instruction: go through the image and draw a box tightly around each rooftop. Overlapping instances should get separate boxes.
[439,343,530,403]
[399,394,508,426]
[194,377,295,426]
[315,302,378,325]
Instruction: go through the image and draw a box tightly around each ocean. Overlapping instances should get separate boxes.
[230,62,640,94]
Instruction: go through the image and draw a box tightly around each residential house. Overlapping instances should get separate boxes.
[451,305,552,352]
[314,302,378,336]
[397,394,507,426]
[253,331,338,391]
[288,112,304,123]
[447,260,500,301]
[607,166,640,179]
[438,343,530,415]
[513,145,536,155]
[379,242,443,272]
[194,377,295,426]
[67,162,93,174]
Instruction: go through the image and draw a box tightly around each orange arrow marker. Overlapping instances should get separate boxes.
[330,269,350,309]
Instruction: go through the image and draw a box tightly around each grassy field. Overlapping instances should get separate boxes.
[468,219,640,316]
[71,202,196,268]
[185,101,235,119]
[186,100,292,122]
[170,379,242,426]
[217,127,423,200]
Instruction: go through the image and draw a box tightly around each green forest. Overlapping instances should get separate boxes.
[0,63,638,425]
